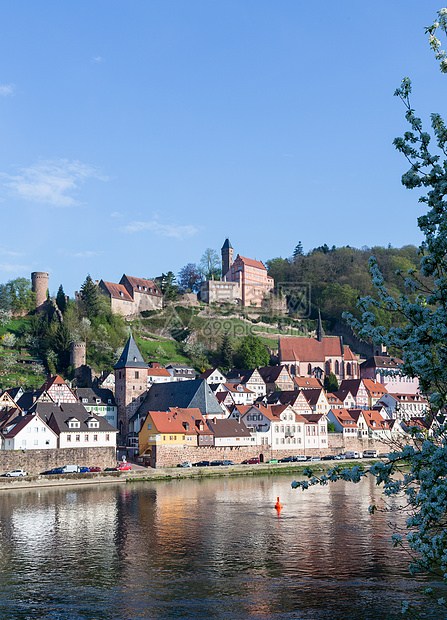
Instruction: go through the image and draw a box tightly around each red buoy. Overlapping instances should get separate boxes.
[275,497,283,512]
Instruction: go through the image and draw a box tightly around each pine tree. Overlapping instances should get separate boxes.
[80,275,101,318]
[323,372,339,393]
[293,241,303,260]
[56,285,67,314]
[220,333,233,371]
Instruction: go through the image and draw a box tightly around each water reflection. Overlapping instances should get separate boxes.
[0,476,444,620]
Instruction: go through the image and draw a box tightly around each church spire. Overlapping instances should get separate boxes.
[316,309,324,342]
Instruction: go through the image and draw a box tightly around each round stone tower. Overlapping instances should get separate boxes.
[70,341,86,371]
[31,271,49,312]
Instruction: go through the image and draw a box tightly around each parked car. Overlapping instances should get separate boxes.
[321,455,334,461]
[267,458,278,464]
[242,457,260,464]
[211,460,224,466]
[104,467,118,471]
[177,462,192,468]
[334,454,345,460]
[61,464,80,473]
[294,455,308,462]
[117,462,132,471]
[345,451,362,459]
[41,467,64,475]
[309,456,321,461]
[279,456,295,463]
[222,460,234,466]
[193,460,211,467]
[5,469,27,477]
[89,467,101,473]
[79,467,90,473]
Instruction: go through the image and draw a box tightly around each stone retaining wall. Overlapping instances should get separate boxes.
[0,447,117,475]
[141,434,396,468]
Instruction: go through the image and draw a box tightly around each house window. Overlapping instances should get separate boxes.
[85,435,89,442]
[106,434,109,441]
[34,440,38,445]
[45,440,50,445]
[135,371,139,379]
[148,424,151,429]
[94,435,98,441]
[76,435,80,442]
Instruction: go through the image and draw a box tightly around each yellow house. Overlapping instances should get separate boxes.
[139,410,186,456]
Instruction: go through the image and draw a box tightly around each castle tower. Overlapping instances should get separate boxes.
[221,238,233,279]
[31,271,49,312]
[114,334,149,440]
[70,341,86,372]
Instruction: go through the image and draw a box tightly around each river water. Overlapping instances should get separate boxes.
[0,474,445,620]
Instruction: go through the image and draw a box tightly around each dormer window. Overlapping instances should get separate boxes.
[68,420,80,429]
[95,398,101,404]
[82,398,88,403]
[87,419,99,428]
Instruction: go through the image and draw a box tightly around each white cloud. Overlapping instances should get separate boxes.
[122,220,198,238]
[0,263,29,272]
[0,249,23,257]
[72,250,102,258]
[2,159,107,207]
[92,56,104,63]
[0,84,15,96]
[111,211,123,218]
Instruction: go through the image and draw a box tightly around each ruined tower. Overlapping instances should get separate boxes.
[221,238,233,280]
[70,341,86,372]
[31,272,49,312]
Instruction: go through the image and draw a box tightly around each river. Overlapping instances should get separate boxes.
[0,474,444,620]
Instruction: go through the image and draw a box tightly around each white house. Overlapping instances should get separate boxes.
[1,413,58,450]
[46,404,118,449]
[379,392,428,420]
[222,383,256,406]
[200,368,228,385]
[206,418,254,447]
[75,387,117,428]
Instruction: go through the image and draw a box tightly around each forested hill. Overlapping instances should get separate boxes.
[266,244,423,328]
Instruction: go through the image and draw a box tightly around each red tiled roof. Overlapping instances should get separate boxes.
[329,408,358,427]
[100,281,133,301]
[147,368,171,377]
[223,383,254,394]
[279,337,344,362]
[123,275,161,296]
[145,411,186,434]
[234,255,268,271]
[343,346,357,361]
[362,379,387,396]
[293,377,323,389]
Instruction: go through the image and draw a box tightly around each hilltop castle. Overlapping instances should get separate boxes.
[200,239,274,307]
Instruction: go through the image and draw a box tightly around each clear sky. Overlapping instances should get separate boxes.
[1,1,446,297]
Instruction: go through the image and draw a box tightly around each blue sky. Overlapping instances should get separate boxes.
[1,1,446,296]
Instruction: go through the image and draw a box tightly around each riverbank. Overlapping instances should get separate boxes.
[0,459,373,490]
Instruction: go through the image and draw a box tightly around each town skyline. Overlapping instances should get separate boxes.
[1,1,445,296]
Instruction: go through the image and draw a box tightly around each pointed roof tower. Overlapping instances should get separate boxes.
[316,309,324,343]
[114,334,148,369]
[221,238,233,250]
